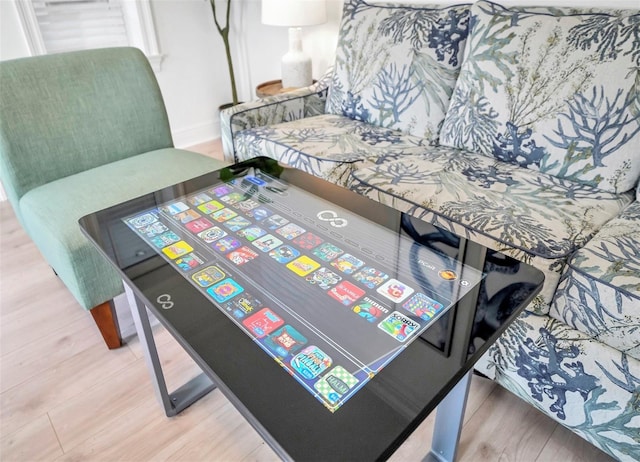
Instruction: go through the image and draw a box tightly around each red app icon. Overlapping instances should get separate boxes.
[242,308,284,338]
[328,281,365,306]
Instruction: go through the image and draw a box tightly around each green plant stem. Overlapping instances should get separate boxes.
[210,0,238,105]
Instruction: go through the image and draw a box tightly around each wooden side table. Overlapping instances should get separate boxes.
[255,79,316,98]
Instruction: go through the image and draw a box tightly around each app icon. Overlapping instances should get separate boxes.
[219,192,246,204]
[227,246,258,265]
[377,279,414,303]
[173,209,200,224]
[187,192,212,206]
[192,265,226,287]
[402,293,444,321]
[312,242,344,262]
[275,223,306,240]
[174,252,204,271]
[244,175,267,186]
[264,214,289,230]
[235,199,260,212]
[286,255,321,277]
[328,281,365,306]
[151,231,181,249]
[268,245,300,263]
[314,366,359,405]
[128,212,157,228]
[206,278,244,303]
[211,185,231,197]
[264,325,308,357]
[197,200,224,214]
[252,234,283,252]
[197,226,227,243]
[213,236,241,253]
[305,267,341,290]
[162,241,193,259]
[237,226,266,242]
[378,311,420,342]
[248,206,271,221]
[223,293,262,319]
[331,253,365,275]
[291,346,332,380]
[137,221,168,238]
[185,217,213,233]
[352,297,389,323]
[223,216,252,232]
[241,307,284,338]
[162,201,189,215]
[210,208,238,222]
[293,232,324,250]
[353,267,389,289]
[439,269,458,281]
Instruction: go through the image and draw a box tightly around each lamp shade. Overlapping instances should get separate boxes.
[262,0,327,27]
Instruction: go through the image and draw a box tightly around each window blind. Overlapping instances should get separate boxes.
[32,0,129,54]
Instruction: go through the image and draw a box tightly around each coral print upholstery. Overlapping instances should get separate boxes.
[440,1,640,193]
[326,0,471,143]
[221,2,640,458]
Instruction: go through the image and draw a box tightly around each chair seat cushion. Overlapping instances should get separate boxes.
[551,201,640,359]
[235,114,430,186]
[19,148,224,310]
[349,146,632,313]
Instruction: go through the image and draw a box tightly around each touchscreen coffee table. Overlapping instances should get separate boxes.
[80,157,544,461]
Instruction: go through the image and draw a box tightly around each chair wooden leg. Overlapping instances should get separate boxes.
[90,300,122,349]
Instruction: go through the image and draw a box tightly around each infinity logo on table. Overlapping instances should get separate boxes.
[157,294,174,310]
[317,210,348,228]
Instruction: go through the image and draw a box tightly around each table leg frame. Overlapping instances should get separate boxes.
[425,370,473,462]
[124,282,216,417]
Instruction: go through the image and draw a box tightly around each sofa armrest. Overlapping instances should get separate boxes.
[220,69,332,162]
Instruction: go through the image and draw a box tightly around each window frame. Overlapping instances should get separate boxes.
[14,0,163,71]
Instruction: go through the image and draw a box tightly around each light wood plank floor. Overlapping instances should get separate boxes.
[0,140,614,461]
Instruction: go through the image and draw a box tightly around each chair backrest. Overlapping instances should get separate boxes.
[0,47,174,213]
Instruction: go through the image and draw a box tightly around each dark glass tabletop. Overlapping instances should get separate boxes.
[80,157,544,461]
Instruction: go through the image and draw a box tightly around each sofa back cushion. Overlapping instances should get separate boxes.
[326,0,471,143]
[440,0,640,194]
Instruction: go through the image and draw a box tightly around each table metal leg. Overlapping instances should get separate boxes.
[425,370,473,462]
[124,282,216,417]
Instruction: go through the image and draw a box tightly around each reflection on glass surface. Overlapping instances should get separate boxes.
[116,166,487,411]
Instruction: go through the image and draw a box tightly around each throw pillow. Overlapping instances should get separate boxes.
[326,0,471,144]
[440,0,640,194]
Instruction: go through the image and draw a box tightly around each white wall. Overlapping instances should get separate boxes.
[155,0,342,147]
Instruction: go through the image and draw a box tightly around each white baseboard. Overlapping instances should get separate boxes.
[172,119,220,149]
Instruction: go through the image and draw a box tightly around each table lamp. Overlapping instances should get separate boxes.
[262,0,327,89]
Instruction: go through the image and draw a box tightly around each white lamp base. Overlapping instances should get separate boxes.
[281,27,312,88]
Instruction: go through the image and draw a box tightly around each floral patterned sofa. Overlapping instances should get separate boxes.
[221,0,640,459]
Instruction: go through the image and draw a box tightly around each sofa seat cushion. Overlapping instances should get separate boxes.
[19,148,224,310]
[235,114,431,186]
[440,0,640,194]
[551,201,640,359]
[474,311,639,461]
[349,146,632,313]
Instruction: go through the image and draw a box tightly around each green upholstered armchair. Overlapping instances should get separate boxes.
[0,47,225,348]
